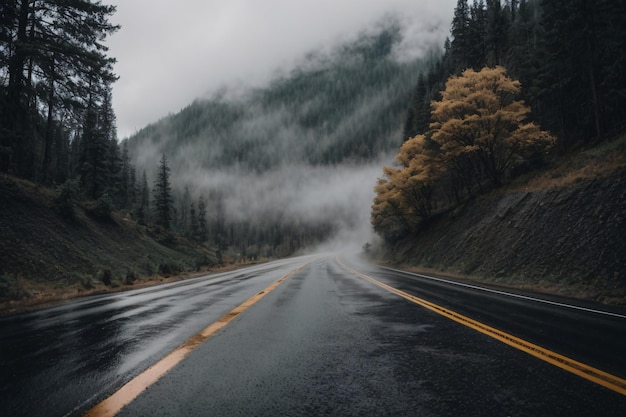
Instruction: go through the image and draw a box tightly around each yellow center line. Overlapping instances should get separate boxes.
[336,257,626,396]
[84,260,313,417]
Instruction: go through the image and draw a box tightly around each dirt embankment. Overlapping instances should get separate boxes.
[384,164,626,305]
[0,175,220,314]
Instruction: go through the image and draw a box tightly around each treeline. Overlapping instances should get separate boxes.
[0,1,219,265]
[0,1,168,235]
[404,0,626,146]
[137,155,332,260]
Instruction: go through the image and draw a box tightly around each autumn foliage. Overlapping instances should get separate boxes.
[372,66,555,238]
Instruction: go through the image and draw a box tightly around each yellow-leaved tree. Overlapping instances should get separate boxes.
[430,66,556,186]
[372,66,555,239]
[371,134,441,237]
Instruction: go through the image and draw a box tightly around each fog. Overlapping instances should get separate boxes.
[124,8,454,254]
[107,0,456,139]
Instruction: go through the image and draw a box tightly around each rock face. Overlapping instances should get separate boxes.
[388,168,626,303]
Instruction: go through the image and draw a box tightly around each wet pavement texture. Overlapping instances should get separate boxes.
[117,256,626,417]
[2,254,626,416]
[0,257,314,417]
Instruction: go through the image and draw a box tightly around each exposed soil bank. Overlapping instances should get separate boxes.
[383,168,626,305]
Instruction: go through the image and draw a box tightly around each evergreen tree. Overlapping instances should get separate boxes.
[450,0,471,70]
[128,165,137,207]
[536,0,626,141]
[485,0,509,66]
[137,170,150,224]
[198,195,208,243]
[120,142,131,208]
[78,84,118,200]
[179,186,191,233]
[153,154,173,229]
[189,202,199,240]
[403,73,429,140]
[0,0,118,179]
[467,0,487,69]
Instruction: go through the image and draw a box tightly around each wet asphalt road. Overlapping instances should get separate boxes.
[2,254,626,416]
[0,256,316,417]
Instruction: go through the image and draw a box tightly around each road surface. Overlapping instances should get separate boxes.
[1,254,625,416]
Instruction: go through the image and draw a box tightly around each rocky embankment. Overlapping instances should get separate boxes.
[386,167,626,304]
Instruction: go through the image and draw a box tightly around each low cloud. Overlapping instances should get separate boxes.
[106,0,456,138]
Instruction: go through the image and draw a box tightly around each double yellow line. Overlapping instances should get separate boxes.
[336,257,626,396]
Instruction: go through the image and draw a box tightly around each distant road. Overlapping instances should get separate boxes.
[1,254,625,416]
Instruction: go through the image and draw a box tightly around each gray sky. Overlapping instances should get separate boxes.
[105,0,456,139]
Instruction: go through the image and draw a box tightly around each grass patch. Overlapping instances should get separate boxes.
[513,135,626,191]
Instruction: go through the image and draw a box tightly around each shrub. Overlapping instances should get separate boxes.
[125,270,138,285]
[56,179,80,220]
[100,269,113,286]
[92,193,114,220]
[0,272,12,298]
[80,275,96,290]
[158,262,180,277]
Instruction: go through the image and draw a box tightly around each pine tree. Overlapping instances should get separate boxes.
[189,202,199,240]
[0,0,118,178]
[137,170,150,224]
[120,142,131,208]
[179,186,191,233]
[485,0,509,66]
[539,0,626,141]
[198,195,208,243]
[450,0,471,70]
[153,154,173,229]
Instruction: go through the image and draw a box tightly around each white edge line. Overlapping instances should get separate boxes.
[379,266,626,320]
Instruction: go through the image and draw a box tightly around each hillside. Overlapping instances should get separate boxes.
[126,23,425,170]
[0,175,220,314]
[377,137,626,304]
[122,22,437,258]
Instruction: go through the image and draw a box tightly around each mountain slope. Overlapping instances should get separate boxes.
[123,22,440,256]
[126,23,427,171]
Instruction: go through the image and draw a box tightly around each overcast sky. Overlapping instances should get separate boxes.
[105,0,456,139]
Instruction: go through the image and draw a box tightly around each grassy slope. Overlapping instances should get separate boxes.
[0,176,222,314]
[379,136,626,305]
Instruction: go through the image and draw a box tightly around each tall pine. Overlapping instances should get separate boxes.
[153,154,173,229]
[0,0,118,179]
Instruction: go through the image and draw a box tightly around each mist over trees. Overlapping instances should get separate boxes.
[125,19,441,259]
[6,1,619,262]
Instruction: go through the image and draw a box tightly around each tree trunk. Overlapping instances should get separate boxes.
[41,59,56,184]
[2,0,30,173]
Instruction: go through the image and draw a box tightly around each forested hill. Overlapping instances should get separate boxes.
[126,22,428,172]
[122,21,440,258]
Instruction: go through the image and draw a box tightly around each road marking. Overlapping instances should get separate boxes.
[381,266,626,320]
[83,261,312,417]
[337,257,626,396]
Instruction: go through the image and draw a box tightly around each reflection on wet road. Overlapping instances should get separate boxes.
[2,254,626,416]
[0,256,314,417]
